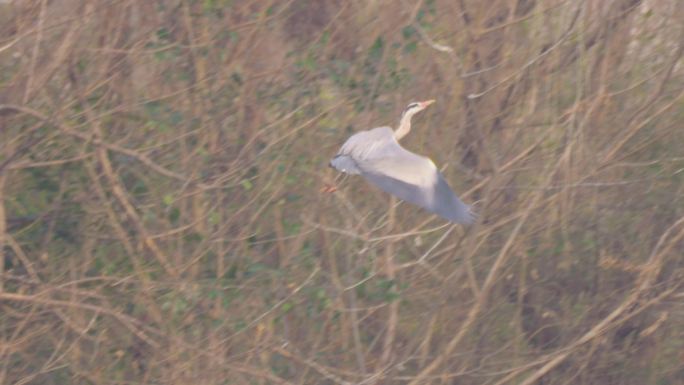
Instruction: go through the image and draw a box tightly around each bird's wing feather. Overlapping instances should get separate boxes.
[359,136,475,224]
[329,154,361,174]
[331,126,474,224]
[362,171,474,224]
[338,127,396,158]
[331,127,396,174]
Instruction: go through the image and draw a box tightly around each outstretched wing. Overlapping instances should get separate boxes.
[330,127,398,175]
[330,126,474,224]
[362,147,474,224]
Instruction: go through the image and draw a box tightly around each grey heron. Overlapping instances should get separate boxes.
[330,100,475,224]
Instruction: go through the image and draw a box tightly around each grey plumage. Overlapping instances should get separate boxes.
[330,101,475,224]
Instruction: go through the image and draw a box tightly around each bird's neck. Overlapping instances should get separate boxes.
[395,112,413,140]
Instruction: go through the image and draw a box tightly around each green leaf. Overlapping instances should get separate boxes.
[163,194,174,206]
[208,211,219,225]
[402,26,415,39]
[369,36,384,61]
[168,207,180,223]
[156,28,170,41]
[403,41,418,54]
[319,31,330,46]
[240,179,253,191]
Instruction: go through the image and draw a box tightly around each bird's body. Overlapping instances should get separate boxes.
[330,100,475,224]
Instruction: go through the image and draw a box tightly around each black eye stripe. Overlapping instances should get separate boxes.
[406,103,419,110]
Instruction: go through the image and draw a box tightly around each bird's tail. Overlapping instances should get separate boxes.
[329,155,362,174]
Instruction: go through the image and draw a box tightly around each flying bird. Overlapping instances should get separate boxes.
[329,100,475,224]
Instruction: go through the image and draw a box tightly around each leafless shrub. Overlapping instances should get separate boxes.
[1,0,682,384]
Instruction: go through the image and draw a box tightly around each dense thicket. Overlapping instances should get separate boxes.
[1,0,682,384]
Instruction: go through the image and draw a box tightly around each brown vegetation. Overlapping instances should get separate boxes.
[1,0,683,384]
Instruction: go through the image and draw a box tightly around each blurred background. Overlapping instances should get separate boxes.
[1,0,683,384]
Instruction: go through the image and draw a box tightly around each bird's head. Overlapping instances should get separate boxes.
[402,99,435,118]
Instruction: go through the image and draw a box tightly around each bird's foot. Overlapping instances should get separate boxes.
[320,184,338,193]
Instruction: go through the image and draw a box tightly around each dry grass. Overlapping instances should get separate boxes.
[1,0,683,384]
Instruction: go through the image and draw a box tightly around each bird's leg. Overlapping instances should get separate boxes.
[320,174,345,193]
